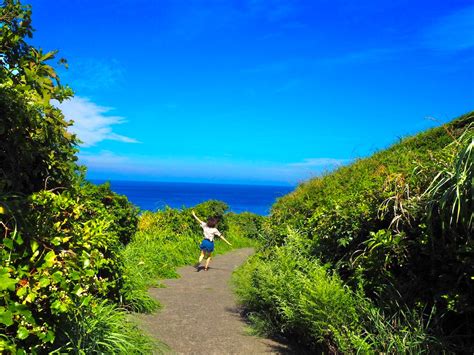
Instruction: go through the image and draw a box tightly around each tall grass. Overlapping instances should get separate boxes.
[56,298,156,354]
[233,229,442,353]
[425,123,473,233]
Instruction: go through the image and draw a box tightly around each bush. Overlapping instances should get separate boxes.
[0,185,140,352]
[226,212,264,241]
[79,182,139,245]
[0,2,149,352]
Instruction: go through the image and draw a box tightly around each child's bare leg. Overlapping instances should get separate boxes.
[194,251,205,269]
[205,253,212,270]
[198,251,205,263]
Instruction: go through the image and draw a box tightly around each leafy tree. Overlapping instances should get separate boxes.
[0,0,79,196]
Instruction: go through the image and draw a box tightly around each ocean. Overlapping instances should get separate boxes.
[91,180,294,216]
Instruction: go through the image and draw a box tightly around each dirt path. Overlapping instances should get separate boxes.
[136,248,288,354]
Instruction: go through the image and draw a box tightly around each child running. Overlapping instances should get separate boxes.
[192,210,231,271]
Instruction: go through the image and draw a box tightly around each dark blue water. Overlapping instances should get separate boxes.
[91,180,294,215]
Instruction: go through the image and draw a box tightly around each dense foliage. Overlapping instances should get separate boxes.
[0,1,78,196]
[234,112,473,352]
[0,1,150,352]
[0,182,146,353]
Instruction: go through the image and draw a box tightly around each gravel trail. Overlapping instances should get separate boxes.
[136,248,289,354]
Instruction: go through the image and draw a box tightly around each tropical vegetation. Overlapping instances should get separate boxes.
[1,0,472,353]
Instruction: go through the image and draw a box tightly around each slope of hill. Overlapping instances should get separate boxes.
[234,111,473,352]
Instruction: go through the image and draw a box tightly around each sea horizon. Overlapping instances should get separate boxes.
[90,178,296,188]
[90,179,295,215]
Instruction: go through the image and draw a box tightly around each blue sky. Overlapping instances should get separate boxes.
[29,0,473,185]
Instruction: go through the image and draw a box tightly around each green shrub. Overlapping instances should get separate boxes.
[233,230,361,352]
[0,187,136,352]
[79,182,139,245]
[425,123,473,235]
[226,212,264,240]
[0,1,78,197]
[0,2,151,352]
[356,299,441,353]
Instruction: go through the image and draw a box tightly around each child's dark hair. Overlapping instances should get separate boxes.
[206,217,219,228]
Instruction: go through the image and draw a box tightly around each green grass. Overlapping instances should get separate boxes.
[233,229,441,353]
[55,298,157,354]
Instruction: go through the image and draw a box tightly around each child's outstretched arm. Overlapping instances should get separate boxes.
[219,235,232,246]
[192,210,204,224]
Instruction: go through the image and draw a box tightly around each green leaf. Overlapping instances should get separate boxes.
[0,273,17,291]
[14,232,24,246]
[0,308,14,326]
[29,250,40,262]
[8,303,33,322]
[25,291,37,303]
[51,299,68,313]
[43,251,56,267]
[17,326,29,340]
[51,271,63,283]
[31,240,39,253]
[38,329,55,343]
[80,295,92,307]
[73,286,84,296]
[16,286,28,298]
[69,271,80,280]
[38,277,50,288]
[50,300,61,311]
[3,238,13,250]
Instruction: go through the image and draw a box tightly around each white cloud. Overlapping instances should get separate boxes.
[79,152,350,185]
[56,96,139,147]
[79,151,130,167]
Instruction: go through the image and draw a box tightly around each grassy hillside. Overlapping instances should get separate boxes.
[234,111,473,352]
